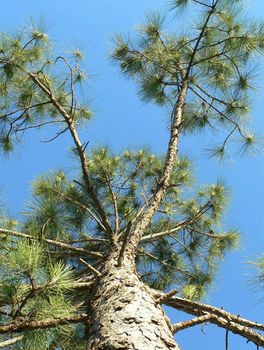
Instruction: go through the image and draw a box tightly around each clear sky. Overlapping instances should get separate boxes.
[0,1,263,349]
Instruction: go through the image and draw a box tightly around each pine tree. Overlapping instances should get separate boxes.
[0,0,263,349]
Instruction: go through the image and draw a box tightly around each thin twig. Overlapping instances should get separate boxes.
[0,228,103,258]
[49,187,106,232]
[79,258,101,277]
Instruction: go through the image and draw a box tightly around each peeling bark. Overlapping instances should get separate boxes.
[86,253,180,350]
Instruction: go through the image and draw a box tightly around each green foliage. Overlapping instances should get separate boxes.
[111,0,264,158]
[26,150,193,237]
[2,241,43,276]
[46,262,75,293]
[0,22,92,154]
[0,0,262,347]
[250,255,264,299]
[0,144,239,308]
[209,230,239,259]
[255,256,264,286]
[138,12,165,41]
[0,236,78,348]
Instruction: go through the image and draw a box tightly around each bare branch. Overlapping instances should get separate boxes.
[140,221,186,244]
[55,56,76,115]
[190,86,246,138]
[156,289,178,304]
[0,336,23,349]
[138,248,191,277]
[172,314,212,333]
[0,101,52,120]
[15,119,65,132]
[79,258,101,277]
[165,296,264,332]
[193,0,212,8]
[0,314,89,334]
[165,296,264,347]
[72,280,95,290]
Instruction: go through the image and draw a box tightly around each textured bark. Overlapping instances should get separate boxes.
[86,253,180,350]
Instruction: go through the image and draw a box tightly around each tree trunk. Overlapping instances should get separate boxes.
[86,253,180,350]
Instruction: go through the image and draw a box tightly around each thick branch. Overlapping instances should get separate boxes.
[208,315,264,347]
[0,314,89,334]
[165,296,264,331]
[172,314,212,333]
[128,2,222,252]
[165,296,264,346]
[129,81,188,251]
[117,221,132,266]
[105,173,119,233]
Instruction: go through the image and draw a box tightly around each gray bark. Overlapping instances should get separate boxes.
[86,253,180,350]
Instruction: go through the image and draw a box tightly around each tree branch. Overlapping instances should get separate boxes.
[185,0,219,79]
[165,296,264,331]
[129,81,188,251]
[138,249,191,277]
[189,86,246,138]
[127,2,222,252]
[117,221,132,267]
[140,201,213,244]
[105,173,119,234]
[0,314,89,334]
[27,71,113,239]
[0,228,103,258]
[140,221,186,244]
[79,258,102,277]
[0,336,23,349]
[165,296,264,346]
[48,186,107,232]
[172,314,212,333]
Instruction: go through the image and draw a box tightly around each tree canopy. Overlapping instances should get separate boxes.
[0,0,263,349]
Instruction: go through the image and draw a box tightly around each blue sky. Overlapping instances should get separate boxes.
[0,1,263,349]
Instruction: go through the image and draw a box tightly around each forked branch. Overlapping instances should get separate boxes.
[165,296,264,347]
[128,1,222,252]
